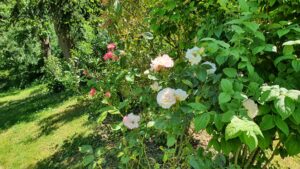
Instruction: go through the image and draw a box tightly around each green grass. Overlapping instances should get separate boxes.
[0,85,94,169]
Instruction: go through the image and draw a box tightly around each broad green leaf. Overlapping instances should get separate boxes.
[221,111,235,122]
[283,45,294,55]
[277,29,290,38]
[274,55,294,66]
[243,22,259,32]
[285,134,300,155]
[214,114,224,131]
[167,135,176,147]
[82,155,95,166]
[238,0,249,12]
[274,116,289,136]
[255,32,265,41]
[292,59,300,72]
[231,25,245,34]
[79,145,93,154]
[188,102,208,111]
[223,68,237,77]
[189,155,201,169]
[292,108,300,125]
[196,67,207,82]
[220,79,233,93]
[216,55,228,65]
[218,92,231,104]
[242,132,258,151]
[259,115,275,131]
[194,113,210,132]
[274,96,295,120]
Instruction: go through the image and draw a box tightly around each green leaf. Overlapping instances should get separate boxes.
[292,59,300,72]
[218,92,231,104]
[283,45,294,55]
[292,108,300,125]
[242,132,258,151]
[189,155,201,169]
[259,115,275,131]
[196,67,207,82]
[216,55,228,65]
[194,113,211,132]
[79,145,93,154]
[231,25,245,34]
[274,96,295,120]
[188,102,208,111]
[243,22,259,32]
[274,55,294,66]
[274,116,289,136]
[182,79,193,88]
[221,111,235,122]
[238,0,249,12]
[97,111,108,124]
[167,135,176,147]
[255,31,265,41]
[82,155,95,166]
[277,29,290,38]
[223,68,237,77]
[283,40,300,46]
[220,79,233,93]
[285,134,300,155]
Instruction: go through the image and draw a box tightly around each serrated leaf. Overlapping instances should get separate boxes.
[274,116,289,136]
[196,67,207,82]
[259,115,275,131]
[222,111,235,122]
[223,68,237,77]
[274,96,295,120]
[194,113,210,132]
[243,22,259,32]
[221,79,233,93]
[218,92,231,104]
[188,102,208,111]
[285,134,300,155]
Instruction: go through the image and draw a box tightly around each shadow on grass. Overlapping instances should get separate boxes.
[0,91,73,131]
[37,104,88,136]
[34,132,118,169]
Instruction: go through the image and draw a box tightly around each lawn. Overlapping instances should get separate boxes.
[0,85,94,169]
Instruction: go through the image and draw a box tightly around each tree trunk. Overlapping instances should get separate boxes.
[41,36,51,58]
[53,21,73,59]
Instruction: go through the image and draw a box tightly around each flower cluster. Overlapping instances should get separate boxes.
[103,43,119,61]
[157,88,188,109]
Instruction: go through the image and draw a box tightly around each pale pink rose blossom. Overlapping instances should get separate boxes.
[174,89,188,101]
[107,43,116,50]
[150,54,174,71]
[157,88,177,109]
[123,113,140,129]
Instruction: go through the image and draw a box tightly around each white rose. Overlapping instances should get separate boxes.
[123,113,141,129]
[185,47,205,65]
[157,88,177,109]
[243,99,259,119]
[175,89,188,101]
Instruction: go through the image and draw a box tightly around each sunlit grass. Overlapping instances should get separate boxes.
[0,85,93,169]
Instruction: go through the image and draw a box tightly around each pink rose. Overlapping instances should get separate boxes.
[104,91,111,98]
[107,43,116,50]
[89,88,96,97]
[123,113,140,129]
[103,51,113,60]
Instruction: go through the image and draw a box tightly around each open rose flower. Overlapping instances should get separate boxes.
[150,82,162,91]
[202,61,217,75]
[243,99,258,119]
[103,51,113,60]
[185,47,205,65]
[157,88,176,109]
[175,89,188,101]
[107,43,116,50]
[89,88,96,97]
[123,113,140,129]
[150,54,174,71]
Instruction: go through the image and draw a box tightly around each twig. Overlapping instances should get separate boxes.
[262,141,281,169]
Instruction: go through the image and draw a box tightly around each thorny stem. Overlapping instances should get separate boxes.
[262,141,281,169]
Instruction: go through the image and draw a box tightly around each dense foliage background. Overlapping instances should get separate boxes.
[1,0,300,168]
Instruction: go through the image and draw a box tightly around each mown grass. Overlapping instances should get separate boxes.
[0,85,94,169]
